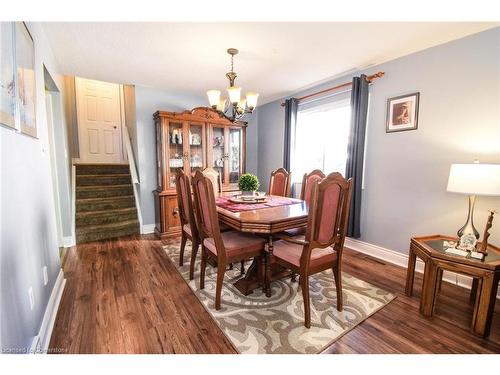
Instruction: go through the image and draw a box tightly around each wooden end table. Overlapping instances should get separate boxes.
[405,234,500,338]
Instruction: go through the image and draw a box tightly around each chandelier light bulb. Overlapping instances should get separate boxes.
[227,86,242,105]
[216,98,227,112]
[237,99,247,112]
[246,92,259,111]
[207,90,221,108]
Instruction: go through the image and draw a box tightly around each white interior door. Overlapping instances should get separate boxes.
[76,77,123,163]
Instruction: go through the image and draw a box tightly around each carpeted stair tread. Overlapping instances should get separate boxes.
[76,218,139,234]
[75,163,139,243]
[76,164,130,175]
[76,184,133,199]
[76,195,135,212]
[76,219,140,243]
[76,207,138,226]
[76,174,132,186]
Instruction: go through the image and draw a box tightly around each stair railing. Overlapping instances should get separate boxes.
[123,126,143,231]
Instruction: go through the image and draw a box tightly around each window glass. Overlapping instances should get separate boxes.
[291,100,351,183]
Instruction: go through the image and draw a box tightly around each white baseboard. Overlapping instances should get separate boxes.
[141,224,156,234]
[62,236,75,248]
[31,269,66,354]
[344,237,500,300]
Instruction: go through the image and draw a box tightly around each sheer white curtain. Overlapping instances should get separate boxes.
[290,99,351,196]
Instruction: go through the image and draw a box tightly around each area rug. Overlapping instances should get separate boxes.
[163,241,396,354]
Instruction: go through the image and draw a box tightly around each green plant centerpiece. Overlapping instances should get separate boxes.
[238,173,260,196]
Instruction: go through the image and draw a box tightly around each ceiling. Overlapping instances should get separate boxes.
[42,22,498,104]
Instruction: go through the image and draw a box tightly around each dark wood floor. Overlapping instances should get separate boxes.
[49,234,500,354]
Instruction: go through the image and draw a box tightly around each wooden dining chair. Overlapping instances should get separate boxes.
[271,172,353,328]
[202,167,222,196]
[300,169,326,204]
[175,168,200,280]
[284,169,326,237]
[268,168,292,197]
[191,170,267,310]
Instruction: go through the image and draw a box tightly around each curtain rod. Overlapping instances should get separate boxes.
[280,71,385,107]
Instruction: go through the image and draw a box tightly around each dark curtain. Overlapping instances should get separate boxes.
[345,74,369,238]
[283,98,299,171]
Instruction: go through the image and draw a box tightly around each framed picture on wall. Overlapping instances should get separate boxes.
[386,92,419,133]
[15,22,36,137]
[0,22,17,129]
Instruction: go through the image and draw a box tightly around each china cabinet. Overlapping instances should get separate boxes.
[153,107,246,238]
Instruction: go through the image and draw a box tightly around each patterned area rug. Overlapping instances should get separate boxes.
[163,242,395,354]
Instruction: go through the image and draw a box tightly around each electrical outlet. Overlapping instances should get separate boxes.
[28,287,34,310]
[43,266,48,286]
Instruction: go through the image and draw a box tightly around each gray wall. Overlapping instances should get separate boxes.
[132,86,260,227]
[1,22,67,351]
[256,27,500,253]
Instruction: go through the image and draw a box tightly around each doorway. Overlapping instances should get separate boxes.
[44,67,73,249]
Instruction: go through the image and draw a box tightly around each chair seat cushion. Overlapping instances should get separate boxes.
[270,239,337,269]
[204,231,266,259]
[183,224,192,236]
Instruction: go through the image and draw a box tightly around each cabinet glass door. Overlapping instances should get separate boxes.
[168,122,184,189]
[228,127,243,184]
[211,126,226,186]
[188,123,205,176]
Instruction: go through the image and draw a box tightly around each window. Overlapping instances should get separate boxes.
[290,99,351,186]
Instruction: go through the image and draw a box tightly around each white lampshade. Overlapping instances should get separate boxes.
[207,90,221,108]
[447,163,500,196]
[227,86,241,104]
[246,92,259,110]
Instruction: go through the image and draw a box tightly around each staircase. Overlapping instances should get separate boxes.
[75,164,140,243]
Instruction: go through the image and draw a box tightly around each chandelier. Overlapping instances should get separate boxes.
[206,48,259,122]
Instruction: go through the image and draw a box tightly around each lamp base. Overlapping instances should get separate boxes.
[457,195,480,239]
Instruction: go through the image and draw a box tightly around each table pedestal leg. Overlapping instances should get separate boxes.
[265,236,273,298]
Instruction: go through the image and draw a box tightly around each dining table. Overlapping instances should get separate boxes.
[215,193,309,297]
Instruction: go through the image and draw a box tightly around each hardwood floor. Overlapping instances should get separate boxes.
[49,234,500,354]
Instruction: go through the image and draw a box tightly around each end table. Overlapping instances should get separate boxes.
[405,234,500,338]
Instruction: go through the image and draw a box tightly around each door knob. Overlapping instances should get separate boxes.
[113,126,117,129]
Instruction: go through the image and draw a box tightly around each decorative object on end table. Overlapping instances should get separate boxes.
[238,173,259,196]
[479,210,497,255]
[386,92,419,133]
[446,162,500,243]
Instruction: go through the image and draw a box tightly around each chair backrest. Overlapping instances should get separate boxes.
[302,172,353,265]
[175,169,198,238]
[191,170,225,258]
[300,169,326,204]
[268,168,291,197]
[202,167,222,196]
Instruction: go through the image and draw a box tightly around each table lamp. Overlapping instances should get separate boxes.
[447,162,500,239]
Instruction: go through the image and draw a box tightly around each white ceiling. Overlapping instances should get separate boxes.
[42,22,498,104]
